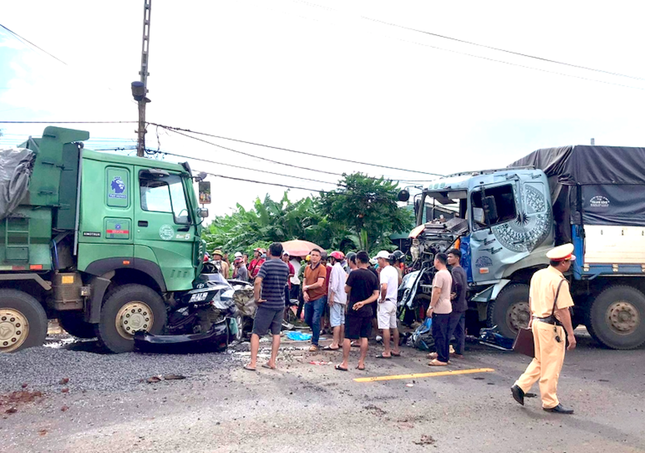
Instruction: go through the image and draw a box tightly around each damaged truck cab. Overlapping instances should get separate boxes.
[400,168,554,339]
[0,127,211,353]
[400,146,645,350]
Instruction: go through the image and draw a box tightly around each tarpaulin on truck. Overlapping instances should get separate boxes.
[510,145,645,235]
[0,148,35,221]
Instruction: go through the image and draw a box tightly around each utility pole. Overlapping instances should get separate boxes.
[133,0,152,157]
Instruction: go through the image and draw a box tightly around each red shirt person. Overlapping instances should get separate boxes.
[248,248,266,279]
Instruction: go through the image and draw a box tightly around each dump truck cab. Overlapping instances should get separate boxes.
[0,127,208,353]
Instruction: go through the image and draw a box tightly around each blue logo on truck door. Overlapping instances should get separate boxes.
[109,176,126,198]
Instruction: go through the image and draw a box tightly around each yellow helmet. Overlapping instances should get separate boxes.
[305,254,311,262]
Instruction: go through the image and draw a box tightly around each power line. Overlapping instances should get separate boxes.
[0,23,68,66]
[287,1,645,91]
[165,128,346,177]
[360,17,645,82]
[1,120,439,183]
[196,170,330,193]
[150,122,444,176]
[144,147,342,187]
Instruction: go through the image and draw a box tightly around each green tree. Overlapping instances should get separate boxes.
[318,173,413,253]
[203,192,351,255]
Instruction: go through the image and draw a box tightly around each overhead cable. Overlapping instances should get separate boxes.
[144,148,342,187]
[195,170,330,193]
[361,17,645,82]
[165,128,345,177]
[287,1,645,90]
[0,23,68,65]
[151,122,444,176]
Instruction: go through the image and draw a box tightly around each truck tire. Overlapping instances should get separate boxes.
[0,289,48,353]
[58,312,96,339]
[95,284,167,353]
[487,284,531,339]
[587,285,645,350]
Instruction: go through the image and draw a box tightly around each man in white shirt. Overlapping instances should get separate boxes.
[289,256,302,301]
[375,251,401,358]
[325,251,347,350]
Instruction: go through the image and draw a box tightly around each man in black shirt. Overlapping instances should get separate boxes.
[446,248,468,358]
[336,251,379,372]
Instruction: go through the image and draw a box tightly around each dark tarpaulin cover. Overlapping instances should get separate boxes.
[510,145,645,230]
[0,148,35,221]
[511,145,645,185]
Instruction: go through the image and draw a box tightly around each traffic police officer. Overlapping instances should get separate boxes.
[511,243,577,414]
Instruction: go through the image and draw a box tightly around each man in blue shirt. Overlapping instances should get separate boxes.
[245,242,290,371]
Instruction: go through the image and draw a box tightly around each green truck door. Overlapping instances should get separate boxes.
[134,168,196,291]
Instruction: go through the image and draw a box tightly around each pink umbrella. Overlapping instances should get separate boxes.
[281,240,324,257]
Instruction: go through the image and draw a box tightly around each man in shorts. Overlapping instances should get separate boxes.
[336,251,379,372]
[245,242,290,371]
[374,251,401,359]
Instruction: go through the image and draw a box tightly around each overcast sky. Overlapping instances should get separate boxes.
[2,1,644,217]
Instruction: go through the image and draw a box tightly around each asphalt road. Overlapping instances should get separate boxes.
[1,329,644,453]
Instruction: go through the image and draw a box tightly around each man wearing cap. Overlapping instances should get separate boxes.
[512,243,577,414]
[212,250,229,280]
[233,257,248,281]
[375,251,401,359]
[249,248,266,280]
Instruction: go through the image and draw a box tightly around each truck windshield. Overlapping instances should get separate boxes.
[140,174,190,224]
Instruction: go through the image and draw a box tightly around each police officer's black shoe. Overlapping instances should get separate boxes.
[543,404,574,414]
[511,385,525,406]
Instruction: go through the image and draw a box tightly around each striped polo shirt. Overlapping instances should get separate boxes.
[257,258,290,309]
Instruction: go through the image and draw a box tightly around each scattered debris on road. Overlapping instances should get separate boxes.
[144,374,187,384]
[413,434,436,446]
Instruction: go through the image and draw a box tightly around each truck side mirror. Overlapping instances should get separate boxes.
[198,181,211,204]
[398,189,410,202]
[482,196,498,224]
[198,208,209,218]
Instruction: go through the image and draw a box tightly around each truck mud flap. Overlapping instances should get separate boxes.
[133,321,229,353]
[85,276,111,324]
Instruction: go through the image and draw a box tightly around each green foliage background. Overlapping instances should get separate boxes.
[203,173,413,256]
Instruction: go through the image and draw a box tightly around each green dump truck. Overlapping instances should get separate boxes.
[0,126,214,353]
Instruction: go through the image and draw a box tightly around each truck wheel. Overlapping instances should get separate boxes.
[95,284,167,353]
[587,285,645,350]
[0,289,47,353]
[58,312,96,339]
[487,284,531,339]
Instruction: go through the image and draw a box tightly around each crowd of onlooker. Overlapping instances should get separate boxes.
[206,243,466,372]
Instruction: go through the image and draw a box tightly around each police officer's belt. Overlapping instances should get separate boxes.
[533,315,563,326]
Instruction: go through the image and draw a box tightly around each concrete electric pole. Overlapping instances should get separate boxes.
[132,0,152,157]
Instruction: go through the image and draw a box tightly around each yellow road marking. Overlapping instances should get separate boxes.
[353,367,495,383]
